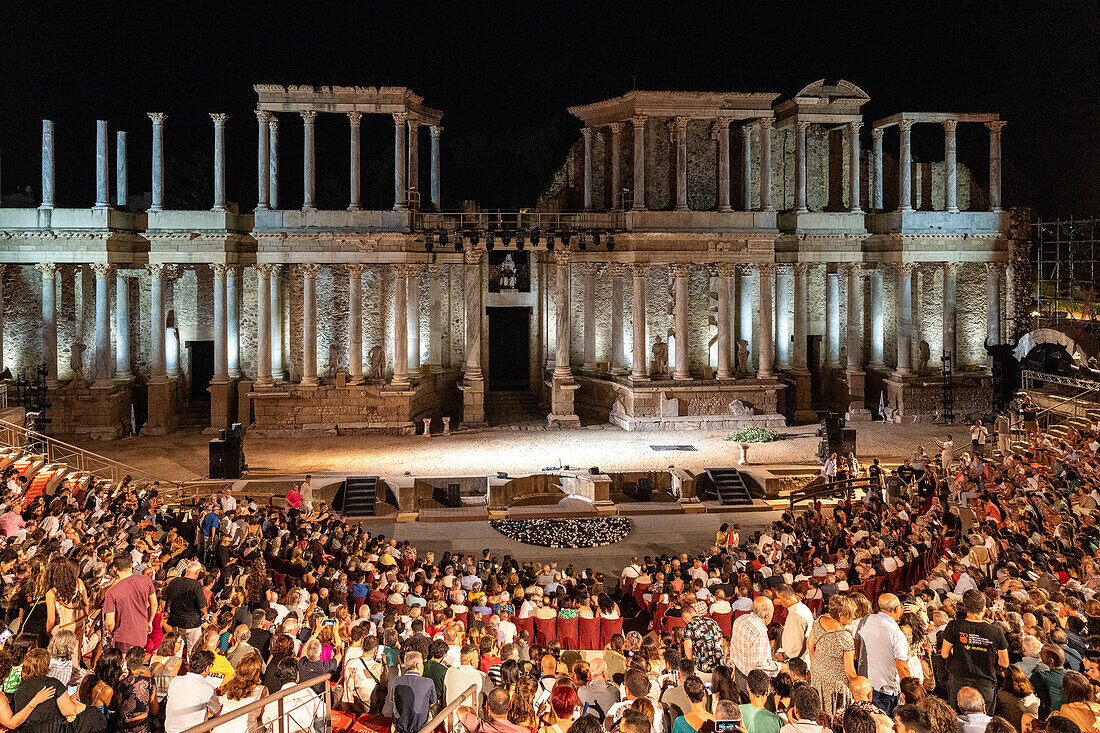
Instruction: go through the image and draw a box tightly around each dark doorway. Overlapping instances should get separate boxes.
[487,307,530,390]
[808,334,823,402]
[187,341,214,402]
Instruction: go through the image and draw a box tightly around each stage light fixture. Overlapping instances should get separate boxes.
[425,234,434,252]
[592,232,601,248]
[530,230,540,249]
[546,233,555,252]
[606,233,615,251]
[516,233,525,251]
[578,233,587,251]
[439,230,449,248]
[486,234,495,251]
[500,232,511,248]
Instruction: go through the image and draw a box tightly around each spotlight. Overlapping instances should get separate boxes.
[500,232,511,248]
[530,230,540,249]
[439,230,449,248]
[592,232,601,248]
[516,233,525,251]
[546,233,555,252]
[606,232,615,252]
[454,235,464,253]
[578,233,587,252]
[486,234,495,251]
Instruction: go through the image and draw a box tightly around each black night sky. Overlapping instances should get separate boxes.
[2,2,1098,217]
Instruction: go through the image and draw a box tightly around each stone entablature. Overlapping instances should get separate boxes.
[253,85,442,124]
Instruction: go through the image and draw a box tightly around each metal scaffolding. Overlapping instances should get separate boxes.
[1033,217,1100,320]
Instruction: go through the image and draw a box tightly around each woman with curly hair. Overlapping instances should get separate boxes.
[214,653,266,733]
[44,557,88,645]
[17,556,50,647]
[78,646,124,722]
[508,676,540,731]
[262,634,296,694]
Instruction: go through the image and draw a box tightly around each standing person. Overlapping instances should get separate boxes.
[443,645,487,716]
[285,485,302,521]
[165,651,221,733]
[823,454,838,483]
[300,475,315,514]
[382,652,437,733]
[681,606,724,685]
[199,505,220,566]
[867,459,885,502]
[940,589,1008,715]
[103,556,157,653]
[995,413,1012,455]
[165,561,208,653]
[970,420,990,458]
[1021,395,1040,443]
[778,587,813,664]
[853,594,909,716]
[934,435,954,471]
[730,597,781,695]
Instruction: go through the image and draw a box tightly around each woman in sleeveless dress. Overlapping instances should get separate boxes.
[45,557,88,669]
[808,595,857,718]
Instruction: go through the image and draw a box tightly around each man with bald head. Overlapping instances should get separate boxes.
[730,595,781,695]
[854,594,909,716]
[850,676,873,703]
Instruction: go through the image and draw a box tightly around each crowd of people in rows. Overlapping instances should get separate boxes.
[0,394,1098,733]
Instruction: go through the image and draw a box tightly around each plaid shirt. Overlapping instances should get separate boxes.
[729,612,780,676]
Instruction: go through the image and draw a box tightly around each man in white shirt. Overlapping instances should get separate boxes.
[496,611,517,645]
[444,645,489,715]
[778,587,814,663]
[854,593,909,716]
[218,487,237,514]
[164,650,221,733]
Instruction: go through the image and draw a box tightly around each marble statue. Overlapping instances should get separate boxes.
[651,336,668,378]
[736,339,750,375]
[918,340,931,373]
[367,345,385,381]
[499,254,517,289]
[326,344,339,379]
[69,342,87,386]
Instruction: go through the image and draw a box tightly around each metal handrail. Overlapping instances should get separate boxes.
[789,476,874,509]
[1008,385,1100,442]
[417,684,478,733]
[180,673,332,733]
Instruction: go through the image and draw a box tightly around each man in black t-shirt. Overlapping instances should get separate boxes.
[940,588,1008,715]
[164,560,208,653]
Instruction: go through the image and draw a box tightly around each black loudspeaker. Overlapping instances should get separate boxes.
[589,467,600,475]
[209,439,226,479]
[840,428,857,457]
[636,476,652,502]
[446,483,461,508]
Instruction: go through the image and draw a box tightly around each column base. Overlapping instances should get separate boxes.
[388,378,409,390]
[629,374,650,384]
[673,374,693,382]
[347,374,364,386]
[301,377,319,387]
[717,206,733,213]
[91,379,115,390]
[347,205,361,212]
[255,377,275,388]
[114,373,134,383]
[610,366,627,376]
[458,378,485,427]
[549,376,580,427]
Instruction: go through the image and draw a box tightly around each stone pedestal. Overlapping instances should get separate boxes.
[207,380,234,434]
[459,378,486,427]
[790,371,815,423]
[884,372,993,422]
[143,378,183,436]
[845,370,871,421]
[50,382,131,439]
[548,376,581,428]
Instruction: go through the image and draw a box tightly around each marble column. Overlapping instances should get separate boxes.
[896,263,913,376]
[759,119,773,212]
[428,264,444,373]
[149,264,167,384]
[271,265,284,380]
[716,264,735,379]
[794,121,809,213]
[848,122,863,213]
[347,264,364,384]
[715,121,731,212]
[986,263,1002,351]
[430,125,442,210]
[756,263,775,379]
[211,264,228,383]
[255,111,271,211]
[210,113,228,212]
[95,120,109,208]
[870,270,884,367]
[92,264,112,386]
[582,127,594,211]
[943,120,958,213]
[41,120,55,209]
[631,116,647,211]
[407,264,422,379]
[115,131,127,208]
[393,112,409,210]
[987,121,1005,211]
[115,272,131,380]
[741,124,753,211]
[268,117,279,209]
[776,266,791,368]
[845,264,862,373]
[630,264,648,381]
[255,265,273,387]
[166,267,181,380]
[943,262,957,365]
[739,268,754,371]
[300,264,319,386]
[610,264,626,374]
[227,266,240,378]
[1005,263,1017,342]
[407,121,419,201]
[792,263,809,373]
[464,251,485,381]
[898,120,914,212]
[300,111,317,211]
[609,123,624,210]
[674,117,690,211]
[581,263,598,371]
[553,251,572,378]
[671,263,691,380]
[38,264,57,386]
[826,269,840,367]
[391,265,409,388]
[872,127,884,210]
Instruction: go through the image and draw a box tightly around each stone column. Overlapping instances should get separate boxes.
[943,262,957,365]
[407,121,419,201]
[211,264,228,383]
[271,265,284,380]
[582,127,594,211]
[896,262,914,376]
[776,266,791,368]
[1005,263,1017,342]
[716,264,735,379]
[671,263,691,380]
[794,121,809,213]
[987,121,1005,211]
[898,120,914,212]
[255,264,273,387]
[428,264,444,373]
[115,272,131,380]
[255,111,271,211]
[92,264,112,386]
[674,117,690,211]
[610,264,626,375]
[631,116,647,211]
[870,269,884,367]
[845,264,862,373]
[872,127,884,210]
[227,266,240,377]
[115,131,127,208]
[301,111,317,211]
[268,116,279,209]
[739,268,754,371]
[301,264,320,386]
[391,265,409,388]
[344,112,361,211]
[347,264,364,384]
[149,264,167,384]
[210,113,228,212]
[630,264,648,381]
[715,121,732,212]
[608,123,624,210]
[553,251,572,378]
[38,264,57,386]
[393,112,409,210]
[741,124,753,211]
[407,264,422,379]
[759,119,773,211]
[792,263,809,373]
[848,122,863,213]
[0,267,6,369]
[166,267,181,380]
[943,120,958,213]
[986,263,1002,353]
[95,120,109,208]
[826,269,840,367]
[463,250,484,381]
[41,121,55,209]
[147,115,167,211]
[581,263,598,371]
[756,263,775,379]
[430,125,442,210]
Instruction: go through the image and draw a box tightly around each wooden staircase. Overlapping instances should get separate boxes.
[704,468,754,506]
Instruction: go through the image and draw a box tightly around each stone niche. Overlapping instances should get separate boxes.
[50,383,132,440]
[575,376,787,431]
[248,372,458,435]
[883,372,992,422]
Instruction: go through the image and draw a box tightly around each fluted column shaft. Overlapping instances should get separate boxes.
[95,120,109,208]
[826,270,840,367]
[211,264,228,383]
[674,117,690,211]
[115,131,127,208]
[256,111,271,210]
[582,264,598,371]
[776,267,791,368]
[464,252,485,381]
[987,121,1005,211]
[631,116,647,211]
[1006,264,1017,341]
[986,263,1001,349]
[845,264,862,372]
[255,265,273,387]
[943,120,958,213]
[896,263,913,376]
[301,111,317,211]
[757,264,775,379]
[347,264,364,383]
[227,266,240,377]
[716,264,734,379]
[943,262,958,364]
[631,265,648,380]
[268,118,279,209]
[899,120,914,212]
[610,265,626,374]
[407,264,421,379]
[716,122,731,212]
[428,265,443,373]
[792,263,809,372]
[794,121,809,213]
[430,126,442,210]
[38,264,57,386]
[759,119,773,211]
[741,125,752,211]
[672,264,691,380]
[393,113,408,210]
[93,264,112,386]
[210,114,227,212]
[870,270,884,366]
[553,253,572,378]
[271,265,284,379]
[582,127,594,211]
[848,122,863,213]
[872,128,884,210]
[115,273,131,379]
[609,123,624,210]
[41,121,55,209]
[301,264,319,386]
[149,265,167,384]
[407,122,419,199]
